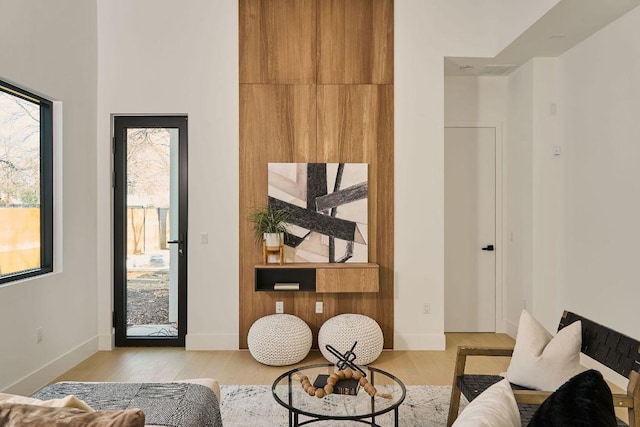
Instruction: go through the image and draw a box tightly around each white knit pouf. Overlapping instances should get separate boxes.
[318,314,383,365]
[248,314,312,366]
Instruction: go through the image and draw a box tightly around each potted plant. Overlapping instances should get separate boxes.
[247,204,289,248]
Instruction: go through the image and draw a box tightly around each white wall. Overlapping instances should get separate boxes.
[505,61,534,334]
[444,76,508,123]
[504,58,561,335]
[394,0,558,349]
[96,0,239,350]
[530,58,560,333]
[504,5,640,340]
[0,0,98,394]
[557,5,640,340]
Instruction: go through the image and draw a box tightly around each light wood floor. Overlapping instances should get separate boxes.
[53,333,514,386]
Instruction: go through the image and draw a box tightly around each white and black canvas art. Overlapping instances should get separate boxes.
[268,163,368,263]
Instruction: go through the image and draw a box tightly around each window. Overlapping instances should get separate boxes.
[0,79,53,285]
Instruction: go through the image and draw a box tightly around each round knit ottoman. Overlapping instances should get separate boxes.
[248,314,312,366]
[318,314,383,365]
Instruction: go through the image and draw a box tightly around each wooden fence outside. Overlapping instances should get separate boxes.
[0,207,170,275]
[0,208,40,275]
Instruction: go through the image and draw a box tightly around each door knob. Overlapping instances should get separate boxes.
[167,240,182,244]
[481,245,495,251]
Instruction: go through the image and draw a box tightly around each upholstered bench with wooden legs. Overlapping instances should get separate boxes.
[447,311,640,427]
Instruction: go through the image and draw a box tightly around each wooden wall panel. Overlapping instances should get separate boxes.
[239,0,394,350]
[317,85,394,347]
[317,85,393,263]
[239,84,316,348]
[240,0,317,83]
[317,0,393,84]
[373,86,394,346]
[239,85,316,165]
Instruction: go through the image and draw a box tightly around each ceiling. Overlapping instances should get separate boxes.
[445,0,640,76]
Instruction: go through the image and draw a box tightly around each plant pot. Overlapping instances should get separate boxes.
[264,232,283,249]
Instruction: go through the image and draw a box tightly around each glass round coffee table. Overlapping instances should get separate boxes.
[272,363,406,427]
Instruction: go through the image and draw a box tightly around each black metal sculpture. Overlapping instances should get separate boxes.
[325,341,367,377]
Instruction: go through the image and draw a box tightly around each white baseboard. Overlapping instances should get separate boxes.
[98,333,113,350]
[505,319,518,338]
[185,333,239,350]
[3,337,98,396]
[393,333,446,350]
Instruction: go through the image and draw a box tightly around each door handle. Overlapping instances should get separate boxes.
[481,245,495,251]
[168,236,185,256]
[168,240,184,256]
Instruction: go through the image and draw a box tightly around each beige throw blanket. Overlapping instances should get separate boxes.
[0,403,145,426]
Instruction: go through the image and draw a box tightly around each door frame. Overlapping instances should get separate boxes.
[444,122,505,333]
[113,115,188,346]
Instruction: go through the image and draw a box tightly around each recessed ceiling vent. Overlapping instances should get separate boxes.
[479,64,517,76]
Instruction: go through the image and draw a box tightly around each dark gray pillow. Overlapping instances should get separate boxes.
[527,369,616,427]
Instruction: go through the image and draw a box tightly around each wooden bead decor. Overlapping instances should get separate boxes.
[295,368,392,399]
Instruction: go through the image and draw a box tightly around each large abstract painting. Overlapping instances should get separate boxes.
[268,163,368,263]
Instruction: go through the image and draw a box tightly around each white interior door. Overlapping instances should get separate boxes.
[445,127,496,332]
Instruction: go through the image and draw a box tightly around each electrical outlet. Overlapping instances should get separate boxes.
[423,303,431,315]
[315,301,323,314]
[200,232,208,244]
[36,326,43,343]
[275,301,284,314]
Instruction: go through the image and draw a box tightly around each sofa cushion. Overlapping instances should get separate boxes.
[506,309,581,390]
[452,378,521,427]
[527,369,617,427]
[0,403,145,427]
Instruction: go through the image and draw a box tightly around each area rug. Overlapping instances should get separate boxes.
[220,385,467,427]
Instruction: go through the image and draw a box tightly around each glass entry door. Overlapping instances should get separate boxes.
[113,116,187,346]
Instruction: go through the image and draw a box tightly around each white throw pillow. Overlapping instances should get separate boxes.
[506,309,581,391]
[452,378,520,427]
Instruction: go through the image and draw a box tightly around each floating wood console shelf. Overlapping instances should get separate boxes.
[255,263,379,293]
